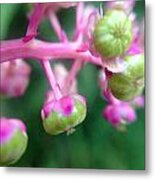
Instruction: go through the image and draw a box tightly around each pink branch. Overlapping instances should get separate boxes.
[73,2,84,40]
[41,59,62,100]
[103,89,120,105]
[65,59,83,92]
[76,2,84,31]
[23,3,46,42]
[0,39,103,66]
[48,11,68,42]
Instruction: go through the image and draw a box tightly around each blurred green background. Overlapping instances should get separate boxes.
[0,1,145,169]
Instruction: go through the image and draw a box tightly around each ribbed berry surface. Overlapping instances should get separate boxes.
[94,10,132,59]
[108,54,144,101]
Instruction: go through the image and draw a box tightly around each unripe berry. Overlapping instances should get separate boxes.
[41,94,87,135]
[108,54,144,101]
[0,118,28,166]
[93,10,132,59]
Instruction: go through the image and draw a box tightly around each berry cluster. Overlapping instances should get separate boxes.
[0,1,144,166]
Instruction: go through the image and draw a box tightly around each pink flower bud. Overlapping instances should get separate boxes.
[0,59,31,98]
[99,70,107,90]
[103,103,136,127]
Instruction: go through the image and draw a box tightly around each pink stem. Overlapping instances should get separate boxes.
[73,2,84,40]
[41,59,62,100]
[76,2,84,32]
[24,3,46,41]
[103,89,120,105]
[0,39,103,66]
[48,11,68,42]
[65,59,84,92]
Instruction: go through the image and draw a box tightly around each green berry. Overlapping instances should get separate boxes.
[42,95,87,135]
[94,10,132,59]
[108,54,144,101]
[0,126,28,166]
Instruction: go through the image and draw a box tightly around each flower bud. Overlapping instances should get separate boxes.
[0,118,28,166]
[41,94,87,135]
[103,103,136,127]
[0,59,31,98]
[108,53,144,101]
[93,10,132,59]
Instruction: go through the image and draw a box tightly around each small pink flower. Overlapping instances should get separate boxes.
[0,59,31,97]
[103,103,136,127]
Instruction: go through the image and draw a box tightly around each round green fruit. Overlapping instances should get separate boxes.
[108,54,144,101]
[94,10,132,59]
[0,129,28,166]
[42,95,87,135]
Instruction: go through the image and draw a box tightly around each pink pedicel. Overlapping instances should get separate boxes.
[105,0,136,14]
[42,2,78,13]
[52,2,78,9]
[0,59,31,97]
[0,117,26,144]
[53,64,77,95]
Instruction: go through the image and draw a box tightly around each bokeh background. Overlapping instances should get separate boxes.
[0,1,145,169]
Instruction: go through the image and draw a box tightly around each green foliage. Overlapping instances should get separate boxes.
[0,4,19,39]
